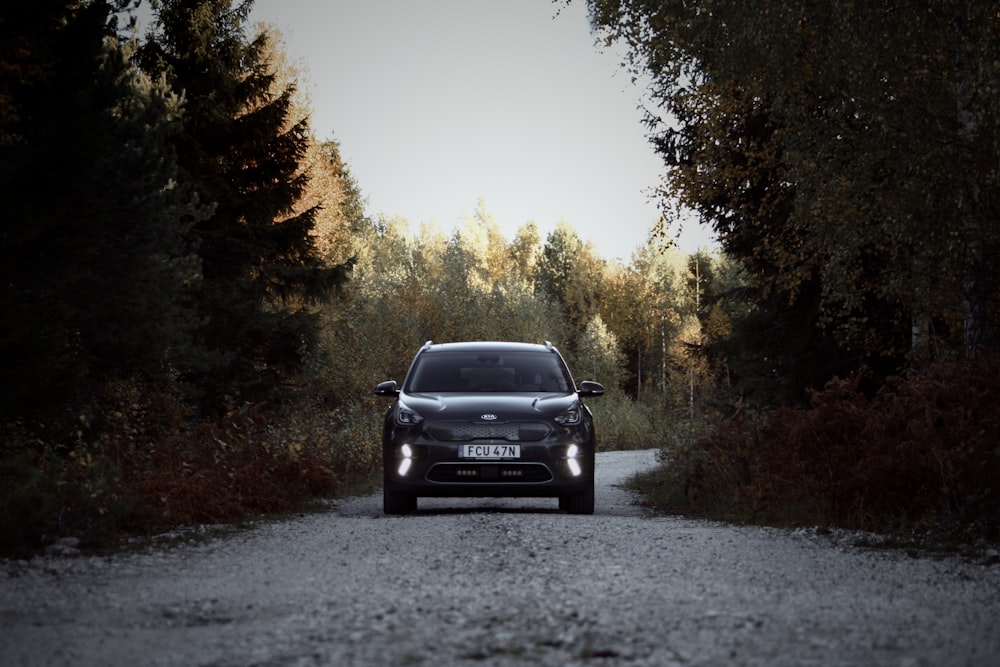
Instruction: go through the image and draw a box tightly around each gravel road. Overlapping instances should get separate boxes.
[2,449,999,667]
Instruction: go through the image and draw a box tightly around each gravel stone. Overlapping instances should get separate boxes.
[1,449,998,666]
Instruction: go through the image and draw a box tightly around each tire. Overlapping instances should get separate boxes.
[383,491,417,515]
[561,482,594,515]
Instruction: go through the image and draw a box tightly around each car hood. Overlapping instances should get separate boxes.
[399,391,578,421]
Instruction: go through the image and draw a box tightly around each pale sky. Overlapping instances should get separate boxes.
[217,1,715,258]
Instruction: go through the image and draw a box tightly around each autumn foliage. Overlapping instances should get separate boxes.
[5,0,1000,557]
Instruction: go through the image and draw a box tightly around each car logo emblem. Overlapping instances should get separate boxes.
[481,413,498,421]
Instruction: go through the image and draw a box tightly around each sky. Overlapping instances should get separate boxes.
[163,0,715,259]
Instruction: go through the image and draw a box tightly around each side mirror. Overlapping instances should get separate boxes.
[578,380,605,397]
[374,380,399,397]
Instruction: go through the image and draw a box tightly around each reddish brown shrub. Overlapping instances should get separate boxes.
[665,356,1000,538]
[122,402,338,529]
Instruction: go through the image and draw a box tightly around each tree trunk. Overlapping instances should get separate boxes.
[955,7,984,360]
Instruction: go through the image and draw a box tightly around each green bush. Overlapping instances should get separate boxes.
[590,393,661,451]
[0,439,134,556]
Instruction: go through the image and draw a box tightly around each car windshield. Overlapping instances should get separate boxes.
[406,351,572,393]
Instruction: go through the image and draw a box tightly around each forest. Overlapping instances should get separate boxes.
[1,0,998,556]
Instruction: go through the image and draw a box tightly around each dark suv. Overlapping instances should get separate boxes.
[375,341,604,515]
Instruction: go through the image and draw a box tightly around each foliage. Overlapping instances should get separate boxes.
[0,2,368,555]
[137,0,352,410]
[587,0,1000,366]
[0,441,130,557]
[535,222,605,350]
[639,357,1000,542]
[589,393,664,451]
[122,401,338,527]
[0,0,204,419]
[0,377,385,556]
[25,0,996,556]
[572,315,626,389]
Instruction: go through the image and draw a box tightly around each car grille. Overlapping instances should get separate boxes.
[425,421,551,442]
[426,463,553,483]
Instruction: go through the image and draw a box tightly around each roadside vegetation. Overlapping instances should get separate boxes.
[631,357,1000,545]
[591,0,1000,544]
[3,1,999,557]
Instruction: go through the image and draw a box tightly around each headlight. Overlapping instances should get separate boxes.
[554,405,581,425]
[396,402,423,426]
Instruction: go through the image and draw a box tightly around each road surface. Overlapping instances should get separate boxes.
[2,449,999,666]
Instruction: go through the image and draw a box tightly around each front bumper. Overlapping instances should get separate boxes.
[383,439,594,498]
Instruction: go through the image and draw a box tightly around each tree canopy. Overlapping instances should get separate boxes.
[587,0,1000,365]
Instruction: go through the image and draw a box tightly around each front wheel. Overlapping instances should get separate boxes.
[384,491,417,515]
[561,482,594,515]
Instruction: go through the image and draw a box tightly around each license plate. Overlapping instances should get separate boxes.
[459,444,521,459]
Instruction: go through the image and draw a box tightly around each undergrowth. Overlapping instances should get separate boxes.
[0,380,383,558]
[634,356,1000,545]
[590,392,665,451]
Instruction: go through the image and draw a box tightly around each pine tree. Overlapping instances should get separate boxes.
[0,0,204,419]
[138,0,351,408]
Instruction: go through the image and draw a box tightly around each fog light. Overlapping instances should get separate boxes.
[397,444,413,476]
[566,444,582,477]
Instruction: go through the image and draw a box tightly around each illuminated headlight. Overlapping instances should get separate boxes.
[397,444,414,476]
[554,405,581,425]
[566,444,582,477]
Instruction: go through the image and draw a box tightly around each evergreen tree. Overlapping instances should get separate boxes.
[0,0,203,419]
[138,0,351,408]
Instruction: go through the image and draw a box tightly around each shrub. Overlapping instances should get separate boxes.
[641,357,1000,541]
[590,393,661,451]
[0,375,387,555]
[0,430,135,555]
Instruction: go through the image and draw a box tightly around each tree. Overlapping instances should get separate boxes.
[254,22,365,268]
[1,0,204,418]
[575,316,625,389]
[597,262,654,397]
[508,222,542,288]
[138,0,351,407]
[535,221,604,350]
[304,140,366,266]
[588,0,1000,368]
